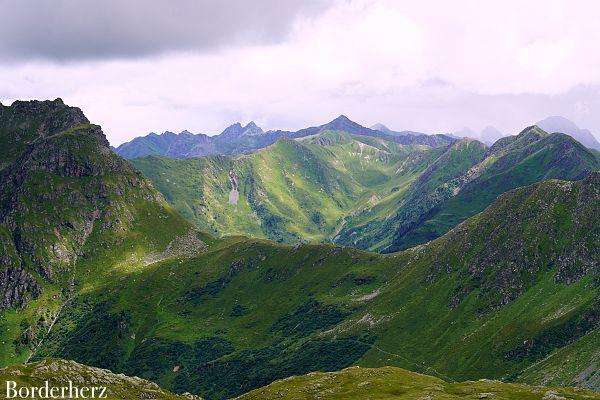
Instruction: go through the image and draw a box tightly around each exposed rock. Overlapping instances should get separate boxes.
[0,267,41,310]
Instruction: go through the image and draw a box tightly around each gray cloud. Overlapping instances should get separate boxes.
[0,0,331,62]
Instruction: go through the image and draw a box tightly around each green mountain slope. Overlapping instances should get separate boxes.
[0,359,200,400]
[335,126,599,252]
[0,99,210,366]
[333,137,487,250]
[1,101,597,400]
[238,366,600,400]
[132,131,444,243]
[134,126,598,253]
[31,174,599,399]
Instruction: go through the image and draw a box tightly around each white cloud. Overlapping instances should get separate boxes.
[1,0,599,144]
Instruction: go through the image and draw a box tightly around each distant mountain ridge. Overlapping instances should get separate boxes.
[115,115,456,159]
[452,125,505,145]
[133,123,599,252]
[452,116,600,149]
[536,116,600,150]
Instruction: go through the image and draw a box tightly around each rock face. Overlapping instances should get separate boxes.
[0,98,89,170]
[0,267,41,310]
[0,99,199,312]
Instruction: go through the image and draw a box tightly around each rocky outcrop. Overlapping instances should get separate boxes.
[1,358,202,399]
[143,229,208,265]
[0,267,41,310]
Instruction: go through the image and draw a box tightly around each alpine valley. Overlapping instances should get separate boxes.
[0,99,599,400]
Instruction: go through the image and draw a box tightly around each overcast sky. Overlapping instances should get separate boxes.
[1,0,599,145]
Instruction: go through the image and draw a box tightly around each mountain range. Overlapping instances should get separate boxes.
[0,99,598,400]
[132,120,599,252]
[115,115,455,159]
[452,116,600,149]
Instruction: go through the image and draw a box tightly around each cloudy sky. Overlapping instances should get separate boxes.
[1,0,599,145]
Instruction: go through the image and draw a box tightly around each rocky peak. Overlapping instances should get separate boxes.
[219,121,264,138]
[1,98,89,139]
[0,100,168,311]
[242,121,263,135]
[320,115,368,134]
[0,99,95,169]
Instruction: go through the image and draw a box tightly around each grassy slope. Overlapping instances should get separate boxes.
[132,131,441,244]
[390,128,600,251]
[32,175,599,399]
[237,366,600,400]
[134,127,599,254]
[1,104,597,399]
[0,359,200,400]
[0,101,210,368]
[334,138,487,251]
[517,328,600,390]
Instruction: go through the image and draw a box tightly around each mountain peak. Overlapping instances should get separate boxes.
[370,123,391,132]
[333,114,351,122]
[321,115,364,132]
[219,121,263,138]
[536,116,579,132]
[519,125,549,137]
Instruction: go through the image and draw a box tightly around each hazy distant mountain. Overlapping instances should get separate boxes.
[114,130,213,159]
[452,126,504,145]
[536,116,600,150]
[364,120,455,147]
[479,125,504,144]
[115,116,455,159]
[370,122,391,132]
[453,127,478,138]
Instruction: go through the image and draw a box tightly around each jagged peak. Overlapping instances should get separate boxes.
[219,121,263,137]
[0,98,92,147]
[228,122,243,129]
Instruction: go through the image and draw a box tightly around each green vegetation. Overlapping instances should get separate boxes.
[132,131,444,244]
[28,176,600,399]
[133,127,599,253]
[0,100,598,400]
[0,359,199,399]
[238,366,600,400]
